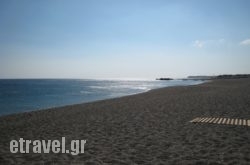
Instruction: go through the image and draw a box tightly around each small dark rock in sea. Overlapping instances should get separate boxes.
[156,78,173,80]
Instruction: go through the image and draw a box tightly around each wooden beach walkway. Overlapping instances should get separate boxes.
[190,117,250,127]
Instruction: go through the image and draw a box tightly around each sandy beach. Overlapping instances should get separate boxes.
[1,78,250,164]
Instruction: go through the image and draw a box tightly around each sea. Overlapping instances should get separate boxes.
[0,79,203,116]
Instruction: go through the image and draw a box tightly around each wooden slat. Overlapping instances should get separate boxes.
[226,118,231,125]
[193,117,201,122]
[248,120,250,126]
[222,118,227,124]
[191,117,201,123]
[209,118,215,123]
[213,118,219,123]
[195,118,202,122]
[239,119,242,125]
[206,118,213,123]
[201,118,208,122]
[197,118,205,122]
[190,118,199,123]
[235,119,238,125]
[218,118,223,124]
[243,119,246,126]
[230,119,234,125]
[199,118,205,122]
[204,118,211,123]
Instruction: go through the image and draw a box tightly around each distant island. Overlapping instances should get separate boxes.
[156,78,173,80]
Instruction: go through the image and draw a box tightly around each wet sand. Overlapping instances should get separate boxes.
[0,78,250,164]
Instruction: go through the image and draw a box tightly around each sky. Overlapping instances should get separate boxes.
[0,0,250,79]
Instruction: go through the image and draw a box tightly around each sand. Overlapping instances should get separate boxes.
[0,78,250,164]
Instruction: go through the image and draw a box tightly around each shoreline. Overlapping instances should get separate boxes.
[0,79,205,118]
[1,78,250,164]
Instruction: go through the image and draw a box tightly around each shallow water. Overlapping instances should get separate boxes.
[0,79,203,115]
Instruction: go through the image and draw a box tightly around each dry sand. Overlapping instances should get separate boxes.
[0,78,250,164]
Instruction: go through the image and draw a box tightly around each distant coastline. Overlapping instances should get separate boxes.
[156,74,250,81]
[187,74,250,80]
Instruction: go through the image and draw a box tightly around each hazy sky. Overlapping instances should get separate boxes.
[0,0,250,79]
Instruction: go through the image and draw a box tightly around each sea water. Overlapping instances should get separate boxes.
[0,79,203,115]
